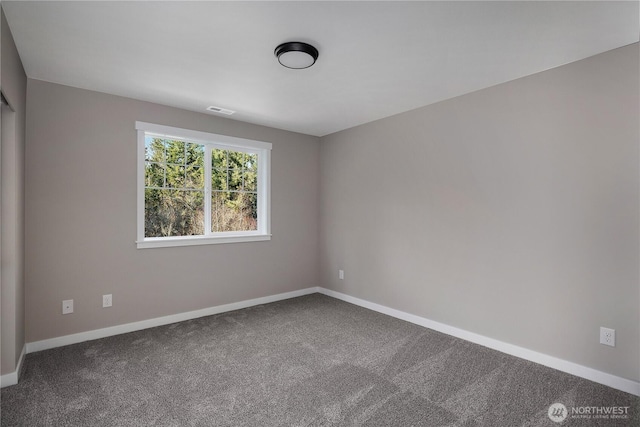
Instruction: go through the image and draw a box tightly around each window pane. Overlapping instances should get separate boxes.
[228,168,243,191]
[145,189,204,237]
[245,153,257,171]
[211,191,258,232]
[145,138,166,163]
[212,149,227,169]
[144,136,153,161]
[185,165,203,189]
[228,151,245,169]
[243,192,258,225]
[244,159,257,191]
[145,162,166,188]
[166,165,185,188]
[165,140,185,164]
[212,168,227,191]
[186,143,204,166]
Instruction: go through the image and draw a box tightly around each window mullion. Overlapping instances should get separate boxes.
[204,146,212,236]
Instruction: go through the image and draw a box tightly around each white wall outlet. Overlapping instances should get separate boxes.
[62,299,73,314]
[339,269,344,280]
[102,294,112,308]
[600,327,615,347]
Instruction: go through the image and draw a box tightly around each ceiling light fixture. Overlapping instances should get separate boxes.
[274,42,319,69]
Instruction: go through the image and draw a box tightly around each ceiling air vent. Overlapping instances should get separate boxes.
[206,106,235,115]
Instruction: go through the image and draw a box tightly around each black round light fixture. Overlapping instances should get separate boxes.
[274,42,319,69]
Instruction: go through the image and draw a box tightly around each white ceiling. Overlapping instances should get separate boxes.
[3,1,638,137]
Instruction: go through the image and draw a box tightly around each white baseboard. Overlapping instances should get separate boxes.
[1,344,26,388]
[318,288,640,397]
[21,285,639,396]
[27,287,320,354]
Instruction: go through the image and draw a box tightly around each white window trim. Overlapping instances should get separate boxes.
[136,121,271,249]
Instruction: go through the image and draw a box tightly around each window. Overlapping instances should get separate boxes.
[136,122,271,248]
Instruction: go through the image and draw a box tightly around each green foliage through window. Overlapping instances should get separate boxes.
[144,137,259,237]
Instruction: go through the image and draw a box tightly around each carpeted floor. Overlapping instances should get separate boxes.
[1,293,638,426]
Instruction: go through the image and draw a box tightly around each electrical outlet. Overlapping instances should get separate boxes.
[339,270,344,280]
[600,327,615,347]
[62,299,73,314]
[102,294,112,308]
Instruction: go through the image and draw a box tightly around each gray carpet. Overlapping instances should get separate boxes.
[1,294,638,426]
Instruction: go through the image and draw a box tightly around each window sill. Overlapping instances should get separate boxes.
[136,233,271,249]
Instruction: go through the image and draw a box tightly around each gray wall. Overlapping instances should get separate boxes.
[25,79,320,342]
[319,44,639,381]
[1,8,27,376]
